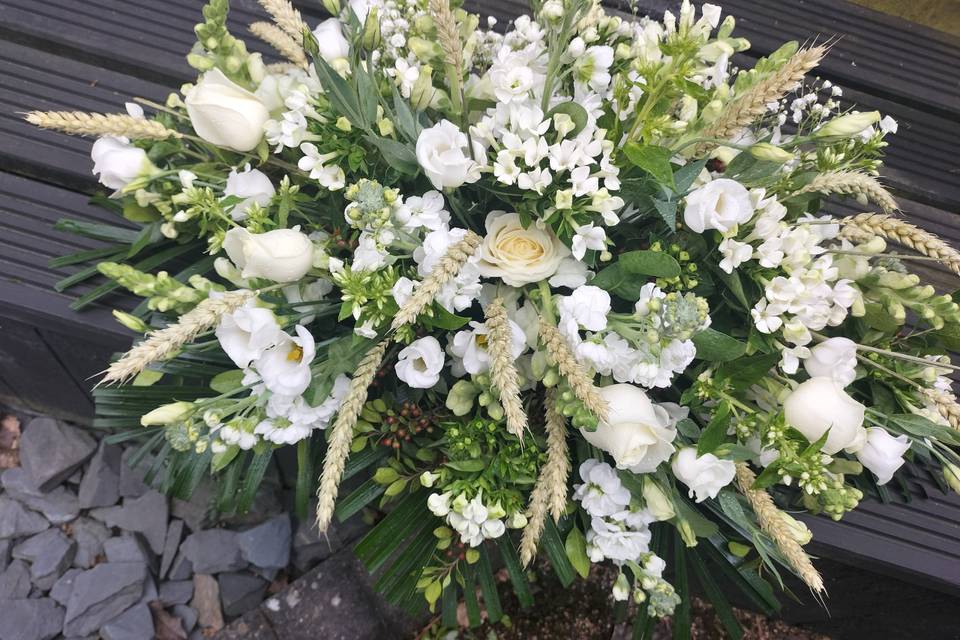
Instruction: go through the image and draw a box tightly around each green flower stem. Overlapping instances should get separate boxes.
[537,279,556,324]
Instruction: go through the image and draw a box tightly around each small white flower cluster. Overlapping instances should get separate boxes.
[427,491,508,547]
[392,223,483,315]
[263,70,323,153]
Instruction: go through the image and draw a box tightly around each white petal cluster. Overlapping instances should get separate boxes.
[573,460,654,564]
[427,491,507,547]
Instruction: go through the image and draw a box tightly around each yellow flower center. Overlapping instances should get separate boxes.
[498,233,545,263]
[287,345,304,362]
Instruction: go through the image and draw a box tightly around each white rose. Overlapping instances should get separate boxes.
[415,120,481,190]
[579,384,677,473]
[804,337,858,387]
[396,336,445,389]
[215,303,286,368]
[255,325,316,397]
[671,447,736,503]
[783,377,865,454]
[223,227,315,283]
[185,69,270,152]
[683,178,753,234]
[224,165,275,220]
[91,137,156,190]
[312,18,350,63]
[856,427,910,485]
[477,212,570,287]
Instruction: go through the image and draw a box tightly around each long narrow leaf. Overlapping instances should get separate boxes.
[476,546,503,623]
[495,536,534,608]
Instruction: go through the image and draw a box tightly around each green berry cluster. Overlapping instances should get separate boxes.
[650,241,699,291]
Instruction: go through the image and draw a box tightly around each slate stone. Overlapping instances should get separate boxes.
[0,598,65,640]
[62,562,147,637]
[104,535,153,566]
[50,568,83,606]
[101,603,154,640]
[170,481,215,532]
[19,418,96,491]
[77,442,121,509]
[159,519,185,579]
[1,474,79,526]
[168,550,194,581]
[191,574,224,632]
[0,539,11,573]
[181,530,246,574]
[237,514,291,570]
[0,560,33,600]
[70,518,111,569]
[118,448,151,499]
[218,572,268,618]
[159,579,195,606]
[12,529,76,590]
[0,498,49,540]
[89,490,168,554]
[172,604,199,633]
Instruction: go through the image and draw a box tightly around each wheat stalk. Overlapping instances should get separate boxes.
[537,319,608,422]
[840,213,960,274]
[249,21,308,67]
[390,231,481,331]
[315,339,390,532]
[735,463,824,593]
[485,298,528,439]
[428,0,464,73]
[795,170,898,213]
[258,0,308,42]
[697,45,826,154]
[100,291,251,385]
[519,389,571,566]
[24,111,180,140]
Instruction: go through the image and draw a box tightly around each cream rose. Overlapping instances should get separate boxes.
[223,227,315,283]
[477,212,570,287]
[783,376,866,454]
[185,69,270,152]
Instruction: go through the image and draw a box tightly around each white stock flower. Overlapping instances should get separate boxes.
[185,69,270,152]
[718,238,752,273]
[804,337,858,387]
[683,178,753,234]
[477,211,569,286]
[671,447,736,503]
[415,120,482,189]
[91,137,155,190]
[395,336,445,388]
[223,227,315,282]
[312,19,350,63]
[215,303,285,368]
[351,232,389,273]
[255,325,316,397]
[395,191,450,231]
[224,164,275,220]
[784,377,866,454]
[580,384,677,473]
[855,427,910,485]
[586,516,651,563]
[573,459,631,517]
[558,285,611,332]
[450,320,525,375]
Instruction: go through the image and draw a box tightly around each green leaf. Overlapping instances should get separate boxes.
[496,535,534,608]
[717,352,779,391]
[887,413,960,446]
[354,63,379,128]
[542,519,576,587]
[653,199,677,229]
[237,449,273,512]
[392,89,420,141]
[618,250,681,278]
[623,143,675,190]
[441,581,459,627]
[422,305,470,330]
[210,369,244,393]
[697,402,732,455]
[863,302,902,333]
[364,134,419,174]
[336,478,387,521]
[750,460,782,490]
[476,547,504,623]
[444,459,486,472]
[672,535,691,640]
[355,490,430,572]
[564,526,590,579]
[460,564,482,627]
[547,101,589,137]
[295,438,313,520]
[702,540,780,616]
[210,445,240,474]
[690,550,744,639]
[692,328,747,362]
[309,51,362,124]
[674,159,708,194]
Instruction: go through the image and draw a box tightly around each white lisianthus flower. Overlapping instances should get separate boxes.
[223,227,314,283]
[91,137,156,190]
[224,164,275,220]
[255,325,316,397]
[415,120,482,189]
[579,384,678,473]
[312,18,350,63]
[558,285,611,332]
[185,69,270,152]
[215,303,285,368]
[783,377,866,454]
[396,336,445,389]
[476,211,570,286]
[671,447,736,503]
[856,427,910,485]
[683,178,753,234]
[804,337,858,387]
[450,320,526,375]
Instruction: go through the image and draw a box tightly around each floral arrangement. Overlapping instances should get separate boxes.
[27,0,960,632]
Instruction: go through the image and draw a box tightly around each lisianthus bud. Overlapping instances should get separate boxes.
[749,143,794,163]
[612,573,630,601]
[410,65,437,111]
[141,401,194,426]
[322,0,341,16]
[507,512,527,528]
[642,479,675,521]
[112,310,150,333]
[944,464,960,494]
[815,111,881,138]
[541,0,564,21]
[362,7,381,51]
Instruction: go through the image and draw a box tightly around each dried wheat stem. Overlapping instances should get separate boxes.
[100,291,251,385]
[485,298,528,439]
[428,0,464,73]
[840,213,960,274]
[697,45,826,154]
[537,319,608,422]
[735,463,824,593]
[249,21,308,67]
[519,389,571,566]
[315,339,390,531]
[390,231,481,331]
[796,171,898,213]
[24,111,180,140]
[923,389,960,429]
[257,0,308,42]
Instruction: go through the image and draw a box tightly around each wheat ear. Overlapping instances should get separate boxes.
[391,231,481,331]
[840,213,960,274]
[100,291,251,385]
[537,319,608,422]
[735,463,825,593]
[697,45,826,153]
[258,0,308,42]
[485,298,528,439]
[249,21,308,67]
[315,339,390,531]
[795,171,898,213]
[923,389,960,429]
[429,0,464,73]
[24,111,180,140]
[519,389,570,566]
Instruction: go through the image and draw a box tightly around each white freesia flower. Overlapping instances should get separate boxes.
[571,223,607,261]
[477,211,569,286]
[671,447,736,503]
[224,164,275,220]
[223,227,315,282]
[185,69,270,152]
[312,19,350,63]
[450,320,525,375]
[396,336,445,388]
[580,384,678,473]
[718,237,752,273]
[91,137,155,190]
[804,337,858,387]
[215,302,285,368]
[683,178,753,234]
[572,459,631,517]
[856,427,910,485]
[784,377,866,454]
[416,120,482,189]
[298,143,346,190]
[255,325,316,397]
